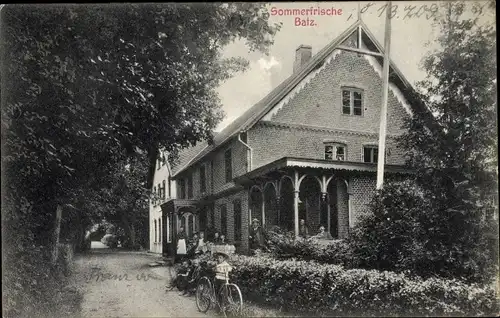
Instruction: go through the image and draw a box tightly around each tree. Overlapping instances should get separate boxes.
[1,3,281,315]
[84,154,150,249]
[2,2,281,245]
[351,1,497,283]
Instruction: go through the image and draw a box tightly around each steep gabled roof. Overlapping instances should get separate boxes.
[172,20,436,178]
[170,141,208,175]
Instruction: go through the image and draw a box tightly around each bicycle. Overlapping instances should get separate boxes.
[166,259,203,293]
[195,269,243,317]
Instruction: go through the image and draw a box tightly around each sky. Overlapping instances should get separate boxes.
[214,1,494,131]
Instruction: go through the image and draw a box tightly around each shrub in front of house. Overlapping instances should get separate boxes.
[266,227,354,267]
[229,254,499,317]
[348,180,499,284]
[266,179,498,284]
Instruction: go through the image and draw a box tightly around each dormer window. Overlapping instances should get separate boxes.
[342,87,363,116]
[325,143,346,161]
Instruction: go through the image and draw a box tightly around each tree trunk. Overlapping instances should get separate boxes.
[121,215,136,248]
[52,205,63,264]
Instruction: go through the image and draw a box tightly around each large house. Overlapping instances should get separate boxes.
[149,20,434,255]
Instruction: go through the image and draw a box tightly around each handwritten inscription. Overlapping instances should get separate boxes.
[84,270,161,283]
[347,2,490,21]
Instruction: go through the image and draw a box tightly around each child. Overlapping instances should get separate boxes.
[184,258,201,295]
[175,259,193,296]
[195,231,207,254]
[212,252,232,306]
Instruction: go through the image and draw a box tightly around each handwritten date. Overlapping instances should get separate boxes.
[347,2,489,21]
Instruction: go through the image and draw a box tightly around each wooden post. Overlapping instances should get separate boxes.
[52,205,63,264]
[261,195,265,226]
[376,1,393,190]
[293,170,300,237]
[327,201,331,236]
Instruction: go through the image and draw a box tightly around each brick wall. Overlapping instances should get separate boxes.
[176,137,249,200]
[349,175,377,226]
[337,179,350,239]
[213,190,250,252]
[249,122,405,169]
[267,50,410,135]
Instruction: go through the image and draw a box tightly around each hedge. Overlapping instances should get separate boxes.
[228,254,499,317]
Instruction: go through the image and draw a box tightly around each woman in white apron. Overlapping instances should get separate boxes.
[177,226,187,257]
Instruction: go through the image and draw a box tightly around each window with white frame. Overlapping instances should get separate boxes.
[167,216,172,243]
[159,217,162,243]
[168,177,172,198]
[179,212,196,238]
[162,180,166,200]
[154,219,157,243]
[363,146,379,163]
[342,87,364,116]
[325,143,347,161]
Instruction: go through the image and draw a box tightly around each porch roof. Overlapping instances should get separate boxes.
[160,198,198,214]
[234,157,412,184]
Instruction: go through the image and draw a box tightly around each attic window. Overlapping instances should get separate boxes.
[325,143,346,161]
[342,87,363,116]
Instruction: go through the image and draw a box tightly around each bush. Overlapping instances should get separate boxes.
[229,255,499,316]
[266,180,498,284]
[349,180,499,284]
[3,245,82,318]
[2,194,82,318]
[266,228,354,267]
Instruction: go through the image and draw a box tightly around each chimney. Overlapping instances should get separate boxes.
[293,45,312,73]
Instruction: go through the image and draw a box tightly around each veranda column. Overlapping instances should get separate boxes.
[293,190,299,236]
[276,196,281,225]
[261,194,266,226]
[322,192,331,235]
[294,170,300,237]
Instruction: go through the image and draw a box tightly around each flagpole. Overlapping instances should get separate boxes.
[376,1,392,190]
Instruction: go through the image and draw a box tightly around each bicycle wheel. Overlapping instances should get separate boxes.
[195,276,213,313]
[218,283,243,317]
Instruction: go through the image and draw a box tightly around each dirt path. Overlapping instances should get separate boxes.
[71,248,209,317]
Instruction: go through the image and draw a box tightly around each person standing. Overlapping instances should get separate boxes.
[299,219,309,239]
[213,231,221,245]
[249,219,267,251]
[177,226,187,261]
[195,231,207,254]
[187,233,199,258]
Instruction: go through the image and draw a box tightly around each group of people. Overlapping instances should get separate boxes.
[171,251,232,296]
[170,219,332,298]
[248,218,332,253]
[176,226,232,261]
[176,218,331,260]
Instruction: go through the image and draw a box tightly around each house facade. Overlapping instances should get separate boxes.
[156,21,430,256]
[148,150,175,253]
